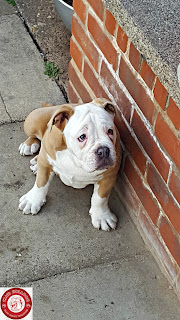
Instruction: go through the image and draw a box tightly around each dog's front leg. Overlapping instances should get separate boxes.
[19,154,54,215]
[89,178,117,231]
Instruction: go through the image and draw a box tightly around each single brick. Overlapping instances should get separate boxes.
[124,157,160,224]
[73,0,86,24]
[147,164,180,234]
[139,210,178,281]
[132,110,170,182]
[155,113,180,170]
[105,10,116,35]
[129,42,141,72]
[119,57,155,123]
[69,61,92,103]
[100,60,132,122]
[159,216,180,267]
[68,81,80,103]
[88,0,104,20]
[140,59,155,90]
[116,25,128,53]
[83,61,109,99]
[169,169,180,204]
[154,78,168,110]
[167,97,180,130]
[88,14,117,70]
[118,117,147,174]
[70,38,82,71]
[71,16,99,71]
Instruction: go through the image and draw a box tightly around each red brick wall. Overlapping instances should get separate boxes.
[68,0,180,298]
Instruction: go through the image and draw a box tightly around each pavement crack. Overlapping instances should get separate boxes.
[0,118,25,127]
[3,253,146,287]
[0,91,12,122]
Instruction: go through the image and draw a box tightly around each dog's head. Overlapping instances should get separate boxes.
[61,98,117,173]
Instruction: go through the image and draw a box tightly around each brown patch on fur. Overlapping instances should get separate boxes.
[21,103,77,165]
[98,128,122,198]
[24,104,74,140]
[42,125,67,160]
[36,147,53,188]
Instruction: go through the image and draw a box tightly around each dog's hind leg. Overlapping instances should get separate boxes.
[30,155,38,174]
[19,137,40,156]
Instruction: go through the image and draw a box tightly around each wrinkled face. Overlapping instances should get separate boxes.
[63,103,117,173]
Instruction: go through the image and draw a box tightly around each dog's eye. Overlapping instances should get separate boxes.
[108,129,113,135]
[78,134,86,142]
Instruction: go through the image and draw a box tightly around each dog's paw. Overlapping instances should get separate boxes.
[19,141,40,156]
[90,211,117,231]
[19,187,46,215]
[30,156,38,174]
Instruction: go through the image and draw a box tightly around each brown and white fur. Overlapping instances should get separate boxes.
[18,98,121,231]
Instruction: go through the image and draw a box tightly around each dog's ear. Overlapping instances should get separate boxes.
[92,98,116,115]
[48,105,74,132]
[104,102,116,115]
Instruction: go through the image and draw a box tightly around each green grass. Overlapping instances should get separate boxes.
[5,0,16,6]
[44,62,59,80]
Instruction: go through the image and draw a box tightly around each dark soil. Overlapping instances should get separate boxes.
[63,0,73,6]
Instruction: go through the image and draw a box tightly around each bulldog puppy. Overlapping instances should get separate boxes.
[18,98,122,231]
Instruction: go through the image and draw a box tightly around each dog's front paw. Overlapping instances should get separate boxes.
[90,210,117,231]
[19,186,46,215]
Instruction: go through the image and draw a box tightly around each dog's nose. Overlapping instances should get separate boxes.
[96,146,110,159]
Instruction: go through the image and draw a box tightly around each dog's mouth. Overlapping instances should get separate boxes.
[95,158,114,171]
[83,159,114,173]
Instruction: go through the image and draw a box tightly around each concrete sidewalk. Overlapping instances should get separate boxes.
[0,2,179,319]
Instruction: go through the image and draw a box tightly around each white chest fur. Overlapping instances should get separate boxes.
[47,150,103,189]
